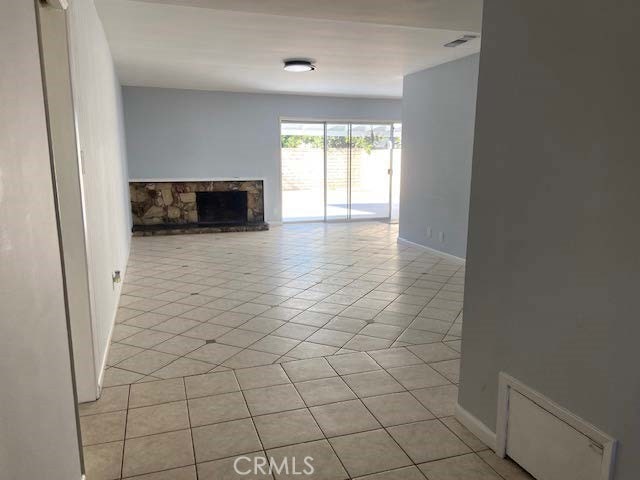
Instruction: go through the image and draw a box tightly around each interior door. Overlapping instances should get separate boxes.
[326,123,349,220]
[281,122,325,221]
[349,124,391,220]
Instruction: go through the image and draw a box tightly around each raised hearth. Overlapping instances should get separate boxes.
[130,180,267,235]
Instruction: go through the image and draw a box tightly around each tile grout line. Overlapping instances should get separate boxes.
[103,336,458,390]
[230,368,276,480]
[118,384,131,479]
[335,350,439,476]
[362,346,489,472]
[182,377,200,480]
[277,359,353,479]
[112,297,461,380]
[333,352,486,480]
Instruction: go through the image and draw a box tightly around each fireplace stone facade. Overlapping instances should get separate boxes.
[129,180,267,235]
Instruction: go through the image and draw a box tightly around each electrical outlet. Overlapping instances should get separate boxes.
[112,270,121,287]
[439,232,445,243]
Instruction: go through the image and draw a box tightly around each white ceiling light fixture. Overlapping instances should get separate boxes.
[283,59,316,72]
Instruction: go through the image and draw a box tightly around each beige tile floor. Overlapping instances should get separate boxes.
[81,222,532,480]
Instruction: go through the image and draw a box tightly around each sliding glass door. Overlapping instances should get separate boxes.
[281,122,325,221]
[350,124,392,220]
[391,122,402,222]
[281,120,401,223]
[326,124,349,221]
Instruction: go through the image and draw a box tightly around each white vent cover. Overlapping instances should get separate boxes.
[496,374,616,480]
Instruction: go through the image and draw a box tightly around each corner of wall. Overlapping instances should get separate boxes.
[397,236,466,263]
[397,54,478,263]
[455,402,498,452]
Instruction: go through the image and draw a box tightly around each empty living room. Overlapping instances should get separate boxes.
[2,1,639,480]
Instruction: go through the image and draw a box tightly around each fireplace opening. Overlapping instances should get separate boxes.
[196,191,248,225]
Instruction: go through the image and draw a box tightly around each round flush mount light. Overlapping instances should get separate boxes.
[283,59,315,72]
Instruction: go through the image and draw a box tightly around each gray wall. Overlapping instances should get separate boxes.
[459,2,640,479]
[399,54,479,258]
[122,87,401,223]
[0,1,82,478]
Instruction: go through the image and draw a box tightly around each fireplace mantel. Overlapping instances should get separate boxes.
[130,179,268,236]
[130,177,267,183]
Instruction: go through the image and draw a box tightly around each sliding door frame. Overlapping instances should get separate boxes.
[280,117,400,224]
[389,123,395,220]
[348,123,353,221]
[323,122,328,221]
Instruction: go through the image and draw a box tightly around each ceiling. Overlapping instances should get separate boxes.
[96,0,482,98]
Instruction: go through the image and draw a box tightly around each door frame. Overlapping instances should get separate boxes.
[35,0,87,475]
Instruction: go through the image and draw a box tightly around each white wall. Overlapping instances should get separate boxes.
[67,0,131,391]
[460,1,640,479]
[0,2,82,478]
[399,54,479,258]
[122,87,402,223]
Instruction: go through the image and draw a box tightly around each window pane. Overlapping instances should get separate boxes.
[350,124,391,219]
[281,122,325,222]
[326,124,349,220]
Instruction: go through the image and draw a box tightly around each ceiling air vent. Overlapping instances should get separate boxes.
[444,34,478,47]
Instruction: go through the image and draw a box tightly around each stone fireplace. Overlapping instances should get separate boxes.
[130,180,268,235]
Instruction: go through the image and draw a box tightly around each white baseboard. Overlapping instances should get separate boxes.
[397,237,466,263]
[455,403,497,451]
[96,324,112,394]
[96,249,130,396]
